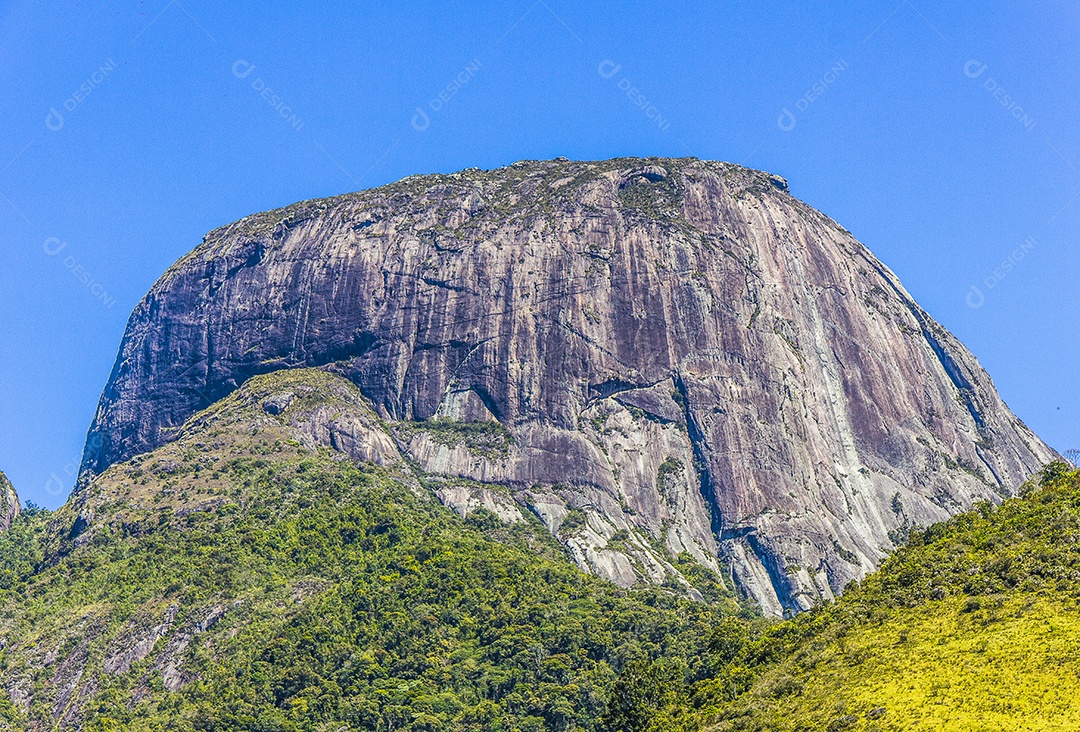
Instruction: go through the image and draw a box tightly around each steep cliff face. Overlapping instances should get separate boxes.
[80,157,1055,614]
[0,472,19,532]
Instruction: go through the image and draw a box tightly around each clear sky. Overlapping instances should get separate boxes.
[1,1,1076,508]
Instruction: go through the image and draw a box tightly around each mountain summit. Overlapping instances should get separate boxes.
[80,157,1053,614]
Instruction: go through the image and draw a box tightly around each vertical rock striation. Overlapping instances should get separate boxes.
[0,471,20,532]
[78,157,1055,614]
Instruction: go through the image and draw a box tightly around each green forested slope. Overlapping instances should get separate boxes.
[0,371,740,732]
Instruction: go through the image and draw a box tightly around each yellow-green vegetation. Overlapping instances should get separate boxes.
[612,462,1080,731]
[793,595,1080,731]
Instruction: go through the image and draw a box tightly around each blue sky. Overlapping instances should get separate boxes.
[1,1,1077,508]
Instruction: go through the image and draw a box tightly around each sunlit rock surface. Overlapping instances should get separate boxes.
[80,157,1055,614]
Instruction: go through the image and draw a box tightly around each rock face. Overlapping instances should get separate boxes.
[0,471,20,532]
[80,157,1055,614]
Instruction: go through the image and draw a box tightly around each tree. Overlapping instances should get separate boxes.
[600,660,682,732]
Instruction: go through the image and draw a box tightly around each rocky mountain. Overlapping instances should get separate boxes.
[79,157,1055,615]
[0,472,18,532]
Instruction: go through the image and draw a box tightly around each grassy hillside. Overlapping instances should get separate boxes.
[0,370,742,732]
[618,462,1080,731]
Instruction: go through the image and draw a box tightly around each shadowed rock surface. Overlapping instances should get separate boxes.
[79,157,1055,614]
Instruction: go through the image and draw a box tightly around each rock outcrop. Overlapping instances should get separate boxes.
[0,471,20,531]
[79,157,1055,614]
